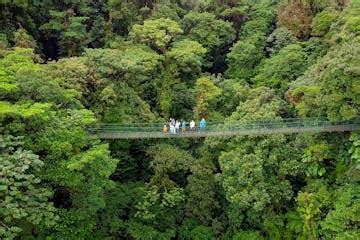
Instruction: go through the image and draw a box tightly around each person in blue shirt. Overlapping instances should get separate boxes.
[199,118,206,131]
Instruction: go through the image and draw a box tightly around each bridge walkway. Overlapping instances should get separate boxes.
[88,118,360,139]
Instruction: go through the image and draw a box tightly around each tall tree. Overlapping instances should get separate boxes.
[129,18,183,53]
[0,134,57,239]
[41,10,88,57]
[194,76,222,119]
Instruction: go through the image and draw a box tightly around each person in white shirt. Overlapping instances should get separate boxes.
[170,123,176,134]
[190,120,195,131]
[175,120,181,134]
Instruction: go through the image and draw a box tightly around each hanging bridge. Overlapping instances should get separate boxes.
[87,117,360,139]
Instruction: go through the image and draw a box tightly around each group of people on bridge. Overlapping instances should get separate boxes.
[163,118,207,134]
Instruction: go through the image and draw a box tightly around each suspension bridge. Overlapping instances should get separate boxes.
[87,117,360,139]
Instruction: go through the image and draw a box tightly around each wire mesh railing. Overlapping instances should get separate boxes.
[87,117,360,139]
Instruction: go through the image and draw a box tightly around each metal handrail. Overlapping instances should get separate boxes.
[86,117,360,139]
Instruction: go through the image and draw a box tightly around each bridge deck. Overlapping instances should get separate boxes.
[88,118,360,139]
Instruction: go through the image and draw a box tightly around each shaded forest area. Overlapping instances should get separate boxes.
[0,0,359,239]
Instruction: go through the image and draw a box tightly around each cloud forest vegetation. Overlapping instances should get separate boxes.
[0,0,359,239]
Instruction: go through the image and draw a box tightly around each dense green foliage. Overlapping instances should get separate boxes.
[0,0,359,239]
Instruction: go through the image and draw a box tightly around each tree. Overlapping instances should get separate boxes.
[83,47,162,115]
[151,3,182,22]
[277,0,314,39]
[294,180,331,240]
[107,0,145,36]
[0,45,120,238]
[32,110,119,239]
[185,157,218,224]
[157,65,195,119]
[218,87,303,229]
[0,48,35,96]
[0,33,9,49]
[321,184,360,239]
[13,28,37,49]
[290,39,360,121]
[41,10,88,57]
[226,34,266,79]
[194,77,222,119]
[311,9,339,37]
[219,5,249,34]
[253,44,308,94]
[121,144,193,239]
[87,16,107,48]
[233,231,264,240]
[349,132,360,169]
[225,4,274,80]
[182,11,236,70]
[129,18,183,53]
[147,144,194,188]
[52,56,157,123]
[266,27,297,55]
[182,11,235,51]
[0,134,57,239]
[189,225,215,240]
[326,1,360,44]
[217,79,249,116]
[167,39,207,75]
[86,46,162,88]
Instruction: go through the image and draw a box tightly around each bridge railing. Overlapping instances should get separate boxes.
[87,117,360,135]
